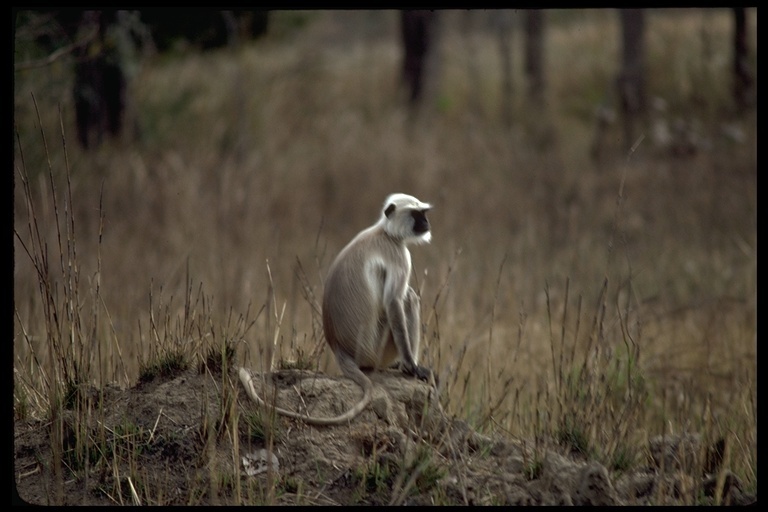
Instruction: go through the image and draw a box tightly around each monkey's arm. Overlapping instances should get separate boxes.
[383,272,433,382]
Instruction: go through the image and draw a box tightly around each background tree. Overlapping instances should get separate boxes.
[732,7,754,112]
[14,9,269,150]
[71,10,127,149]
[495,11,514,128]
[400,10,437,107]
[616,8,646,152]
[525,10,545,108]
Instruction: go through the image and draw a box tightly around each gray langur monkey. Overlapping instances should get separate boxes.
[239,193,435,425]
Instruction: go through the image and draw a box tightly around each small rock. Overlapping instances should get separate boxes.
[242,449,279,476]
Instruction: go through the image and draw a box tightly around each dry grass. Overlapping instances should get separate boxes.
[14,9,756,503]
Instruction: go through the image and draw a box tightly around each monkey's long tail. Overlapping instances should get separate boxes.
[238,366,373,426]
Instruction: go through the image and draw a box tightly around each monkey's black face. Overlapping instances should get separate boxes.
[411,209,430,234]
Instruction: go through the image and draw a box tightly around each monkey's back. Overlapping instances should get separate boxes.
[322,226,405,369]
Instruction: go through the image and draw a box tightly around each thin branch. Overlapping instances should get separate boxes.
[15,29,98,72]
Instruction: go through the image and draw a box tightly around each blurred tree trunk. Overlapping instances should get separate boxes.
[732,7,754,111]
[400,10,437,107]
[496,10,514,127]
[222,10,248,163]
[616,8,646,153]
[525,10,545,107]
[72,10,127,150]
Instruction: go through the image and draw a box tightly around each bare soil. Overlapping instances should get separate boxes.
[13,366,756,506]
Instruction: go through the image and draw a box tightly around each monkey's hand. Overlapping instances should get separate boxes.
[404,364,439,386]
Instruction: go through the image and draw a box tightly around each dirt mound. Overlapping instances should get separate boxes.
[14,367,755,505]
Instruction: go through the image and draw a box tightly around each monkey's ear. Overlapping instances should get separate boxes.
[384,203,396,218]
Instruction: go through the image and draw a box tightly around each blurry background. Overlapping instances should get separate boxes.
[14,8,755,467]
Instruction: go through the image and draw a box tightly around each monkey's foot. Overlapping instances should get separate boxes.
[405,364,438,386]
